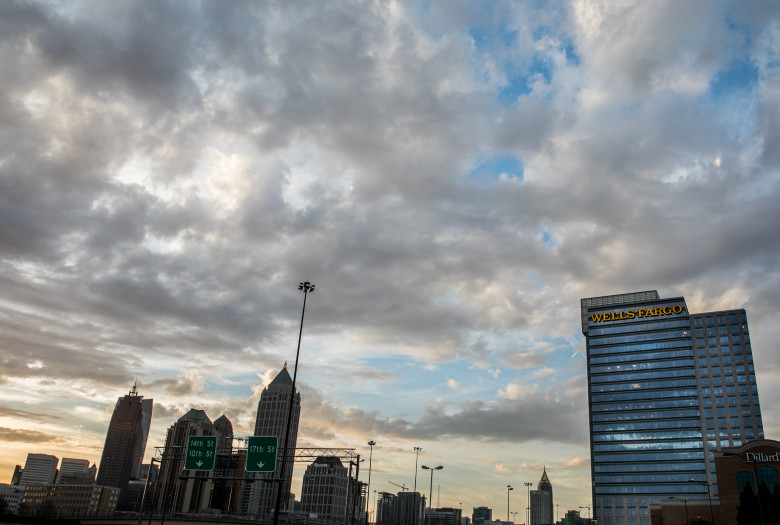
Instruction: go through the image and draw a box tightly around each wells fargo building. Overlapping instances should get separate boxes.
[581,290,763,525]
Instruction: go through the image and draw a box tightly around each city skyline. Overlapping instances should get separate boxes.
[1,0,779,520]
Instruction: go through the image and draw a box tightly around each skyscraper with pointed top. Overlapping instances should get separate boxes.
[96,384,153,503]
[529,467,553,525]
[244,364,301,518]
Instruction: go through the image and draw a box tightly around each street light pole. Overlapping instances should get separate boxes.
[367,440,376,524]
[421,465,443,525]
[507,485,513,522]
[413,447,422,493]
[413,447,422,525]
[273,281,315,525]
[524,482,532,525]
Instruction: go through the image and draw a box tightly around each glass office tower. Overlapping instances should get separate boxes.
[581,291,763,525]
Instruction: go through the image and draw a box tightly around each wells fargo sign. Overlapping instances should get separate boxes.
[589,305,685,323]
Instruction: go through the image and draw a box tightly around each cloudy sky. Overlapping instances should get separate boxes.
[1,0,780,518]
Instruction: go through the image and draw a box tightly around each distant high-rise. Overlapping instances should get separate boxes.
[377,492,396,525]
[96,384,153,498]
[155,408,224,514]
[19,453,58,485]
[245,364,301,518]
[529,467,553,525]
[471,506,492,525]
[214,415,234,454]
[391,492,425,525]
[212,414,241,514]
[581,290,764,525]
[58,458,90,477]
[301,456,348,521]
[57,458,96,485]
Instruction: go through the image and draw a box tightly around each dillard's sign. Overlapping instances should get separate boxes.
[746,452,780,463]
[590,305,686,323]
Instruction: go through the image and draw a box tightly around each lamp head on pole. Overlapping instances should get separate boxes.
[421,465,430,470]
[368,440,376,447]
[299,282,315,293]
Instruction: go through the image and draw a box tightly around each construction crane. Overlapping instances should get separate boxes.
[388,481,408,492]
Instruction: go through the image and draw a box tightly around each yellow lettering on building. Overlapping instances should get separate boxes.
[590,305,687,324]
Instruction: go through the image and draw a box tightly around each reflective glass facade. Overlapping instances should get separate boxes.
[581,291,763,525]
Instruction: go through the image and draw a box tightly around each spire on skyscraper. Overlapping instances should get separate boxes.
[538,466,552,492]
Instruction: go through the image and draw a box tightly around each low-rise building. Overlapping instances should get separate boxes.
[0,484,25,514]
[21,484,119,517]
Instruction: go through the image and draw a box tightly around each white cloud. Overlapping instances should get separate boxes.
[0,0,778,516]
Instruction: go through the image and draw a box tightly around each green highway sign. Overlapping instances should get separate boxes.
[185,435,217,471]
[246,436,278,473]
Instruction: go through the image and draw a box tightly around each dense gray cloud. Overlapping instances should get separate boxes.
[1,0,779,509]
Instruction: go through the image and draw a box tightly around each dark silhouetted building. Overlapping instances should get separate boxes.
[530,467,553,525]
[301,456,348,521]
[244,364,301,518]
[428,507,462,525]
[56,458,96,485]
[155,408,219,514]
[211,415,243,514]
[10,465,23,485]
[377,491,396,525]
[96,384,152,504]
[391,491,425,525]
[472,506,492,525]
[21,483,119,516]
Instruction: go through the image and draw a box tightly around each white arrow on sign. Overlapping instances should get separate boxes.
[196,461,203,467]
[257,462,265,469]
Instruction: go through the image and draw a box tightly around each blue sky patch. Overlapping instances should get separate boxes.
[537,226,557,248]
[708,58,759,98]
[469,154,524,185]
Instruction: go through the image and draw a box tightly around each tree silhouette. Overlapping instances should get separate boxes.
[736,484,759,525]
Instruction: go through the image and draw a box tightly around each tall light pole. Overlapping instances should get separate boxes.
[524,482,532,525]
[273,281,315,525]
[367,440,376,523]
[421,465,443,525]
[413,447,422,525]
[507,485,513,522]
[413,447,422,493]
